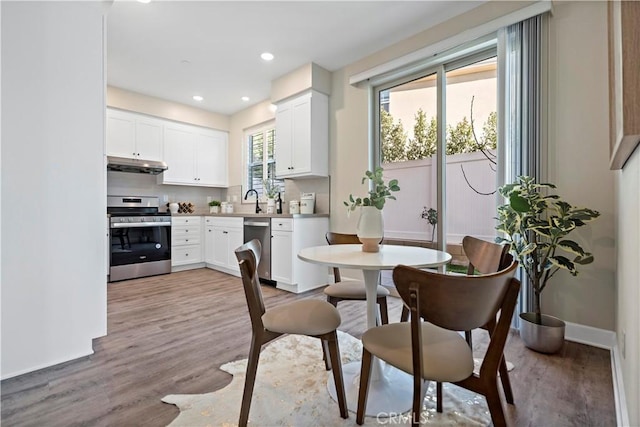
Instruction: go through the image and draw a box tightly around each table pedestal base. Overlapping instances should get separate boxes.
[327,360,414,417]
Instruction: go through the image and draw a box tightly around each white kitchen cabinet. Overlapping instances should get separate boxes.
[171,216,203,270]
[106,108,163,161]
[205,217,243,276]
[160,122,228,187]
[204,222,215,265]
[275,90,328,178]
[271,219,293,284]
[271,217,329,293]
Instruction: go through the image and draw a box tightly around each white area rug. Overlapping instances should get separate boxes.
[162,331,492,426]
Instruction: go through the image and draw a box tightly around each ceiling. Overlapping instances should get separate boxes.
[106,1,483,116]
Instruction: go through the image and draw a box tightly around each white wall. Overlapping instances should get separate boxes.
[544,1,616,330]
[107,86,229,131]
[616,147,639,426]
[1,2,107,378]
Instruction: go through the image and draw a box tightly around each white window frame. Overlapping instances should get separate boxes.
[243,121,278,202]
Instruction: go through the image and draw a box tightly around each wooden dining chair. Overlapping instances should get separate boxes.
[409,236,514,412]
[323,232,390,325]
[439,235,515,410]
[235,239,348,426]
[356,261,519,427]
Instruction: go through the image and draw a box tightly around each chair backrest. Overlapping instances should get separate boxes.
[326,232,362,282]
[393,260,519,332]
[462,235,511,275]
[393,261,521,383]
[235,239,265,330]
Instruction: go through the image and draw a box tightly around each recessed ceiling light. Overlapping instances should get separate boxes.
[192,95,203,102]
[260,52,274,61]
[137,0,151,3]
[241,96,250,102]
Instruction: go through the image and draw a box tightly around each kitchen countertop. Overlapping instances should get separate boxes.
[169,212,329,218]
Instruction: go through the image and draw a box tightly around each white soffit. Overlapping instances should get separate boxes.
[350,0,553,87]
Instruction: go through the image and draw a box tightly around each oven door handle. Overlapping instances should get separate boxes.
[111,222,171,229]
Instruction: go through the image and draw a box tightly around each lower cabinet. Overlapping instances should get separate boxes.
[271,217,329,294]
[171,216,203,270]
[204,216,243,277]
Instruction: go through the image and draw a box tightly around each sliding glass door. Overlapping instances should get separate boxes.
[374,48,498,268]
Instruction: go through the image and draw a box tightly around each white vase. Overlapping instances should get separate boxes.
[266,198,275,214]
[357,206,384,252]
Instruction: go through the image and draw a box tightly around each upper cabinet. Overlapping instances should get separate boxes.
[275,90,328,178]
[106,108,163,161]
[106,108,229,187]
[159,122,228,187]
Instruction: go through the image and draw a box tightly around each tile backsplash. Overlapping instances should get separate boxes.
[223,177,330,215]
[107,172,330,215]
[107,171,223,212]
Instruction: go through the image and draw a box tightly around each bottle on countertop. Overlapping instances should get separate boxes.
[276,192,283,214]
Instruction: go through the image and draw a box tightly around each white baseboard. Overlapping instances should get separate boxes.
[564,322,629,426]
[1,348,94,381]
[611,343,631,427]
[564,321,616,349]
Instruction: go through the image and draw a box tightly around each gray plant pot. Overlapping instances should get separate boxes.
[519,312,566,354]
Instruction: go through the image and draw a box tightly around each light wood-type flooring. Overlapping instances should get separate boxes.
[1,268,616,426]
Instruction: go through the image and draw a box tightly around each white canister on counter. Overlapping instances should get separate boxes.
[289,200,300,214]
[300,193,315,214]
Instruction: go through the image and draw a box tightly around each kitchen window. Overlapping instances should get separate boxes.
[245,123,283,199]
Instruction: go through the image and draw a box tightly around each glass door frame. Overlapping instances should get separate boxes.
[370,45,498,256]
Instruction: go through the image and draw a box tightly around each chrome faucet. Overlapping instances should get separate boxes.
[244,189,262,214]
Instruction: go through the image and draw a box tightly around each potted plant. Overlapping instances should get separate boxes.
[495,176,600,353]
[421,206,437,242]
[263,178,279,214]
[344,167,400,252]
[208,200,221,214]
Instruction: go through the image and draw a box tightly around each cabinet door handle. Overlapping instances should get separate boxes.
[223,231,228,234]
[185,239,189,242]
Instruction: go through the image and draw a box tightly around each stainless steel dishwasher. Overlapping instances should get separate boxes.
[243,219,274,285]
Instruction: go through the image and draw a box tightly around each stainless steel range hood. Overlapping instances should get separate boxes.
[107,156,168,175]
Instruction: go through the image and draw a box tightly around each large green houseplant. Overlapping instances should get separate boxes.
[496,176,600,353]
[344,167,400,252]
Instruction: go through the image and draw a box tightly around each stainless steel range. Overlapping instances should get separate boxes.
[107,195,171,282]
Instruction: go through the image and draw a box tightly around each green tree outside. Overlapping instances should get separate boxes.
[381,106,497,163]
[406,109,437,160]
[380,108,407,162]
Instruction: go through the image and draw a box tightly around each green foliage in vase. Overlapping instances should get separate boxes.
[344,167,400,211]
[495,176,600,320]
[262,178,279,198]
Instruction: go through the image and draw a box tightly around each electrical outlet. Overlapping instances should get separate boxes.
[622,330,626,359]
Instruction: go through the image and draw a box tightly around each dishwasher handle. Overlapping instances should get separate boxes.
[244,220,270,227]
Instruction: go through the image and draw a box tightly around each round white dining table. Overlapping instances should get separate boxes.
[298,244,452,417]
